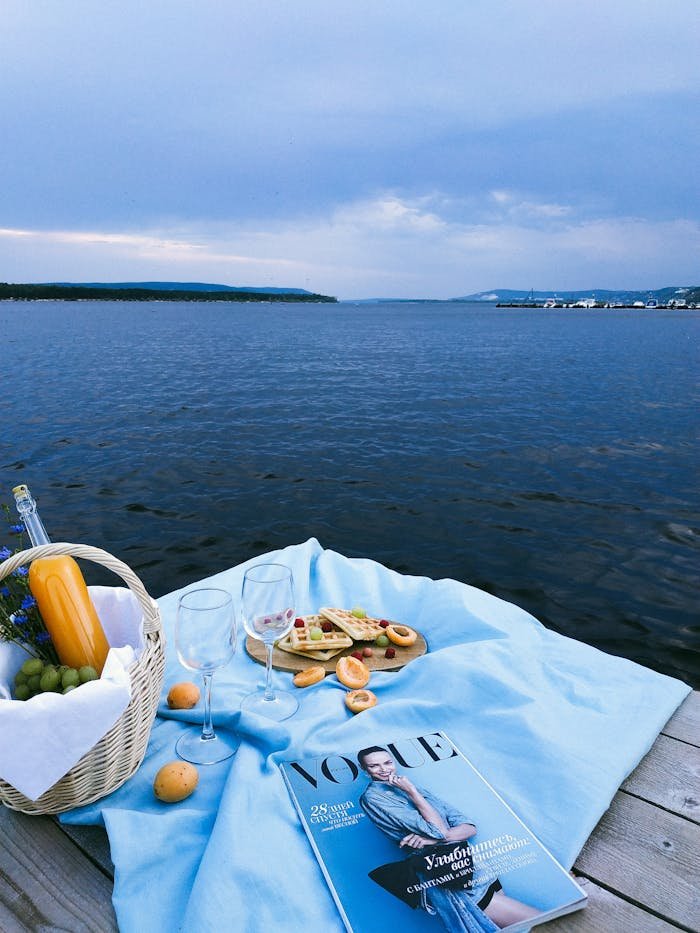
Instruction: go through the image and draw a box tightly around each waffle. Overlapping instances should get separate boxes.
[288,615,353,652]
[276,632,346,662]
[318,607,385,641]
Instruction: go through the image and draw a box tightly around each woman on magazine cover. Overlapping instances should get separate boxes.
[359,747,540,932]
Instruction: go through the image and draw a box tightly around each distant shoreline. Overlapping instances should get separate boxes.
[0,283,337,303]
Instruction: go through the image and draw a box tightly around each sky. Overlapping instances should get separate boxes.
[1,0,699,300]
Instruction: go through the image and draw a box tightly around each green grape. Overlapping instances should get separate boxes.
[14,684,31,701]
[309,627,323,641]
[40,668,62,692]
[27,673,42,692]
[61,668,80,689]
[351,607,367,619]
[63,684,77,694]
[375,634,390,647]
[78,665,98,683]
[21,658,43,676]
[14,669,28,686]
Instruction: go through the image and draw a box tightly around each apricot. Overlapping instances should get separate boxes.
[345,689,378,714]
[167,681,201,709]
[293,666,326,688]
[386,624,417,647]
[335,655,370,689]
[153,761,199,802]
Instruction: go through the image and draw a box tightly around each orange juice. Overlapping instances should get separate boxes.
[28,555,110,673]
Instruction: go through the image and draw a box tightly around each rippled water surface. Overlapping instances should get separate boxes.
[2,300,698,685]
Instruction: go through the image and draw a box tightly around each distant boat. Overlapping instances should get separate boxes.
[646,299,659,309]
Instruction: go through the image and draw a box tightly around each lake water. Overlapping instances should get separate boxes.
[1,300,698,686]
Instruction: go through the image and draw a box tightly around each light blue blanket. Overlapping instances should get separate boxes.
[61,539,690,933]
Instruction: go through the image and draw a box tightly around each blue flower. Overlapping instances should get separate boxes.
[0,585,10,598]
[12,566,29,577]
[9,523,25,534]
[12,612,28,626]
[21,594,37,610]
[0,546,11,560]
[36,631,51,643]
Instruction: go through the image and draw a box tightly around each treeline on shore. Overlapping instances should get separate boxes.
[0,283,337,303]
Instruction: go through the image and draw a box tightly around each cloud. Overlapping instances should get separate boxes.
[2,195,698,299]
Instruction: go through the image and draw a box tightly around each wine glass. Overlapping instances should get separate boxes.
[174,587,240,764]
[240,563,298,721]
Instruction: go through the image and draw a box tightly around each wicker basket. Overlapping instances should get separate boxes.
[0,542,165,815]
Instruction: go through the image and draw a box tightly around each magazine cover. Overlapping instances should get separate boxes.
[281,731,587,932]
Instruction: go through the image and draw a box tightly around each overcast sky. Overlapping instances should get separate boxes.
[2,1,698,299]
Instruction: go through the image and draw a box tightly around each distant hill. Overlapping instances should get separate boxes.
[48,281,316,295]
[455,286,700,304]
[0,281,336,303]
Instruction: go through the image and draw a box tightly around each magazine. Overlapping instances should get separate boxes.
[281,731,587,932]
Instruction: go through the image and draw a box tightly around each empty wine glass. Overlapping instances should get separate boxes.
[175,587,240,764]
[240,563,298,721]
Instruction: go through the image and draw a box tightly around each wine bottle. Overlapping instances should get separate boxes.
[13,484,110,674]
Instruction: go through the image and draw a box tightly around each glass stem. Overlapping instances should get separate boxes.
[201,671,216,741]
[264,643,275,701]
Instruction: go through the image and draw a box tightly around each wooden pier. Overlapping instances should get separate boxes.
[1,690,698,932]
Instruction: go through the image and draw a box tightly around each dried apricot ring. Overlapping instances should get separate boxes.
[345,688,378,714]
[335,655,370,689]
[293,666,326,688]
[386,624,417,647]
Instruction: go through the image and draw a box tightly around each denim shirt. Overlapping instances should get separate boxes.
[359,779,495,910]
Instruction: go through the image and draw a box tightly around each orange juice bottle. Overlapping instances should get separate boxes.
[13,484,109,674]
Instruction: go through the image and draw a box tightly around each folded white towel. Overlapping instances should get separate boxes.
[0,586,144,800]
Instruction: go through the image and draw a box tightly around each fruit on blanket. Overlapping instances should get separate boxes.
[293,666,326,687]
[336,655,370,689]
[362,647,373,657]
[345,688,378,714]
[384,647,396,659]
[167,681,201,709]
[153,761,199,802]
[375,634,390,647]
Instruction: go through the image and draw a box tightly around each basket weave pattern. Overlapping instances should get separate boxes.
[0,542,165,815]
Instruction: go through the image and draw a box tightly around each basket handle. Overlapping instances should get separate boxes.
[0,543,161,635]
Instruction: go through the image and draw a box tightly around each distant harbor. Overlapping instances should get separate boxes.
[496,297,696,310]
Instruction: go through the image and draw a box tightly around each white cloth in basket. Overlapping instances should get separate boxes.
[0,586,145,800]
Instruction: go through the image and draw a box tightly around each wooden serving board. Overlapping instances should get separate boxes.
[245,630,428,674]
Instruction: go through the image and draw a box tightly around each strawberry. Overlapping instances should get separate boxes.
[384,647,396,660]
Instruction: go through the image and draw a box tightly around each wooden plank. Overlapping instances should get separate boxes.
[59,822,114,876]
[541,877,687,932]
[575,793,700,931]
[0,808,117,933]
[622,733,700,823]
[662,691,700,745]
